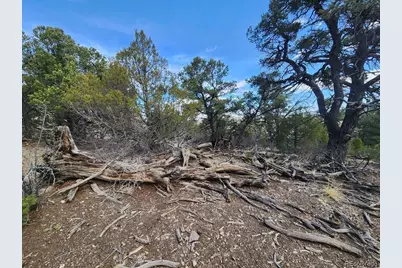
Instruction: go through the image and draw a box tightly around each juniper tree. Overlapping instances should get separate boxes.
[179,57,237,146]
[248,0,380,162]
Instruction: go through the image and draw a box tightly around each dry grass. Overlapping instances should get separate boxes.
[22,142,46,176]
[323,185,344,202]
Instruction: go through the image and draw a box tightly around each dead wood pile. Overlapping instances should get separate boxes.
[43,126,380,260]
[44,126,365,192]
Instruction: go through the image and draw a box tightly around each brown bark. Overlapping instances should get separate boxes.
[44,126,268,195]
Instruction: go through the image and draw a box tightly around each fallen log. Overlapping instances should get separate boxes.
[206,163,259,176]
[55,163,112,195]
[263,219,363,257]
[196,142,213,149]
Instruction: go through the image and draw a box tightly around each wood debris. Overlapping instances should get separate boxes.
[134,260,180,268]
[134,235,151,244]
[175,228,183,244]
[67,220,86,239]
[90,183,123,204]
[263,219,362,257]
[99,214,127,238]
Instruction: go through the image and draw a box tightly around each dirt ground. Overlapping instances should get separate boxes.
[22,143,380,268]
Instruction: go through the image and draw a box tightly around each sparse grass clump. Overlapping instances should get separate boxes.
[323,185,344,202]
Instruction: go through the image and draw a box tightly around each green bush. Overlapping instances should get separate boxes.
[22,195,37,225]
[360,144,380,162]
[349,138,364,156]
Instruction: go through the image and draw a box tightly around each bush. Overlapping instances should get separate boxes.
[360,144,380,162]
[22,195,37,225]
[349,138,364,156]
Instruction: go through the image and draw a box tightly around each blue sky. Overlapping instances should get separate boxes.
[23,0,270,93]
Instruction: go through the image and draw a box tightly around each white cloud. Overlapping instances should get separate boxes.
[236,80,247,89]
[82,43,117,58]
[293,83,311,93]
[195,113,207,122]
[313,21,324,30]
[167,54,193,74]
[84,17,154,36]
[205,45,218,53]
[292,51,302,60]
[295,18,307,25]
[168,64,184,74]
[85,17,133,35]
[171,54,192,64]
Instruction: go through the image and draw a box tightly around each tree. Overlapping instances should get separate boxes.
[76,46,107,77]
[100,61,131,95]
[116,30,176,127]
[179,57,237,146]
[248,0,380,163]
[357,110,380,146]
[233,74,285,145]
[22,26,107,137]
[282,113,328,152]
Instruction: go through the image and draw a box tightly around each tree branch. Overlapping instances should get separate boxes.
[364,74,380,88]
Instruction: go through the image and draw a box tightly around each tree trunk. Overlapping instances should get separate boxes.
[325,130,348,164]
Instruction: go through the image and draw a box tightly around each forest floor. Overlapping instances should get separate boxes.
[22,142,380,268]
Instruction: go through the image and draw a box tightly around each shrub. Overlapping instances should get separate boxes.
[22,195,37,225]
[349,138,364,156]
[360,144,380,162]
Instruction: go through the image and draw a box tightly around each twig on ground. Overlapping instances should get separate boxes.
[175,228,183,244]
[180,208,214,224]
[66,186,79,202]
[165,198,203,204]
[273,233,280,246]
[161,206,179,217]
[120,204,130,214]
[222,179,270,213]
[95,248,117,268]
[99,214,127,238]
[134,260,180,268]
[362,211,373,227]
[134,235,151,244]
[123,245,144,261]
[273,252,282,268]
[67,220,86,239]
[90,183,123,205]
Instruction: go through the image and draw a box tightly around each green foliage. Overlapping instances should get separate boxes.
[179,57,237,145]
[22,195,37,225]
[22,26,108,137]
[101,61,131,94]
[349,138,364,156]
[358,111,380,146]
[76,45,107,77]
[247,0,380,161]
[360,144,380,162]
[116,30,176,125]
[274,113,328,152]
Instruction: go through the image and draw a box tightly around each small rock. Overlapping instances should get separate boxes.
[192,259,197,267]
[189,230,200,243]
